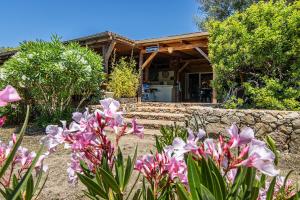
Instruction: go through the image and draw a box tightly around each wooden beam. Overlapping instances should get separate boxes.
[104,40,116,73]
[141,42,207,54]
[141,52,158,69]
[177,62,190,81]
[195,47,210,63]
[138,51,144,103]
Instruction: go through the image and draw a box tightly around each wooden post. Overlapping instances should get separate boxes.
[138,51,144,103]
[104,40,116,73]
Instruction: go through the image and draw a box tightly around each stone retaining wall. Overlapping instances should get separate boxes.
[188,107,300,153]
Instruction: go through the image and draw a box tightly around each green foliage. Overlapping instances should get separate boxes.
[196,0,257,30]
[108,57,140,98]
[1,35,104,124]
[223,95,244,109]
[244,77,300,110]
[208,0,300,110]
[0,107,48,200]
[78,147,139,200]
[155,124,188,153]
[176,156,300,200]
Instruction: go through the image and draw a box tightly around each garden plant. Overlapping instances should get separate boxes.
[108,57,140,99]
[0,35,104,125]
[0,85,48,200]
[41,97,299,199]
[208,0,300,110]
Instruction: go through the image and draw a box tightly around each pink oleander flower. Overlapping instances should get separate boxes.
[135,152,187,185]
[0,134,48,187]
[258,176,296,200]
[164,129,205,160]
[41,98,144,184]
[0,116,7,127]
[239,139,279,176]
[227,124,254,148]
[0,85,21,107]
[126,118,144,139]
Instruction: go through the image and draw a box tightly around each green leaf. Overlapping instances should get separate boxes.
[199,158,215,196]
[132,189,141,200]
[10,144,43,200]
[197,184,216,200]
[0,106,30,179]
[77,173,107,199]
[176,183,191,200]
[124,146,137,188]
[266,177,276,200]
[99,167,121,194]
[25,175,34,200]
[265,135,279,165]
[207,158,227,198]
[187,155,201,200]
[146,187,155,200]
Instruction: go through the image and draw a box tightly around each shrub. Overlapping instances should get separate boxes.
[0,35,104,124]
[108,57,139,98]
[208,0,300,110]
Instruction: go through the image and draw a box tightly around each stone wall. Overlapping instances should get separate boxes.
[187,107,300,153]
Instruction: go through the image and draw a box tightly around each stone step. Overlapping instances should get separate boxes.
[125,118,185,129]
[136,102,219,108]
[124,111,186,121]
[131,106,188,114]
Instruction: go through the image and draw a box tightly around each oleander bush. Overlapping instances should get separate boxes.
[208,0,300,110]
[0,35,104,125]
[41,97,299,200]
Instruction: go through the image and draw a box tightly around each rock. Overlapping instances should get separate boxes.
[292,119,300,129]
[286,112,300,119]
[243,114,255,125]
[294,129,300,135]
[261,114,277,123]
[278,125,292,134]
[206,116,220,123]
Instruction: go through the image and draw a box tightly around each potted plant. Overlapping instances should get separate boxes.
[108,57,140,104]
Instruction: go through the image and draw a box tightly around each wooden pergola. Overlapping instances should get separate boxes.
[136,32,217,103]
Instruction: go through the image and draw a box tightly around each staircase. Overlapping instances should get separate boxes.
[123,102,214,134]
[91,102,216,135]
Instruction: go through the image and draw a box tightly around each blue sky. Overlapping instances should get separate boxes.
[1,0,199,47]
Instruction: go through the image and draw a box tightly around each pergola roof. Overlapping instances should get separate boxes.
[136,32,209,46]
[0,31,209,64]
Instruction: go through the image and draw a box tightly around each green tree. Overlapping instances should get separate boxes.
[196,0,258,30]
[207,0,300,110]
[0,35,104,123]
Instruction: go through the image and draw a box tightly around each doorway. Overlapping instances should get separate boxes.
[185,73,200,101]
[185,72,213,102]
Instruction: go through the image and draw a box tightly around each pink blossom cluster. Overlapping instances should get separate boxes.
[164,124,279,177]
[134,124,284,196]
[41,98,144,184]
[135,152,188,185]
[0,85,47,188]
[0,85,21,127]
[0,134,48,187]
[258,176,296,200]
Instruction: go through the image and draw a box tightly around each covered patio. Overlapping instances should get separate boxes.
[136,32,217,103]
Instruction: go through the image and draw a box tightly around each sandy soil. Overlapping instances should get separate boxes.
[0,127,299,200]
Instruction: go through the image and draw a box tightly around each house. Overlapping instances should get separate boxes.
[0,31,216,103]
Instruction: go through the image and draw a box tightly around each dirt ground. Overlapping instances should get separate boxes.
[0,127,299,200]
